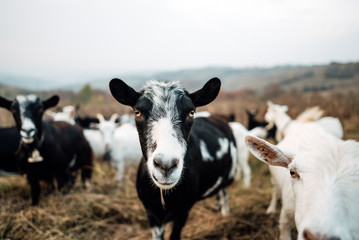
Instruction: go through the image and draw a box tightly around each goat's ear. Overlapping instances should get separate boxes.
[267,100,274,107]
[43,95,59,110]
[109,78,141,107]
[246,109,257,116]
[0,96,13,110]
[245,135,293,168]
[189,77,221,107]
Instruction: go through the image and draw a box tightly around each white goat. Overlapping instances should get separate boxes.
[263,101,344,216]
[46,105,76,125]
[45,106,107,160]
[84,113,118,162]
[295,106,324,123]
[110,114,142,181]
[91,113,142,181]
[94,113,118,152]
[83,128,106,161]
[245,126,359,240]
[265,101,343,141]
[228,121,251,187]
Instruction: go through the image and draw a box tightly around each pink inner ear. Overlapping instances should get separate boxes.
[245,135,289,168]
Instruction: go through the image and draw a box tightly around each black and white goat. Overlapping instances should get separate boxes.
[0,94,93,205]
[110,78,237,240]
[246,109,277,140]
[0,127,21,176]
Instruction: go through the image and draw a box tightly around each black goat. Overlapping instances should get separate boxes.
[0,94,93,205]
[110,78,237,240]
[0,126,21,176]
[245,109,277,140]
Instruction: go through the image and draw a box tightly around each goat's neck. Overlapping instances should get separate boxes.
[274,112,292,134]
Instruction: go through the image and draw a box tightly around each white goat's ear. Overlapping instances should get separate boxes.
[245,135,292,168]
[69,109,75,118]
[282,105,288,112]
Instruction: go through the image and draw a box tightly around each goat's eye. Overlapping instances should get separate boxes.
[290,170,299,179]
[134,110,142,117]
[188,110,195,118]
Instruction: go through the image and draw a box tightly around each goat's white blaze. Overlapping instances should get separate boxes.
[17,95,37,142]
[147,116,186,190]
[200,140,214,162]
[20,118,36,142]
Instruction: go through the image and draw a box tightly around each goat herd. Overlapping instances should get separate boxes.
[0,78,358,240]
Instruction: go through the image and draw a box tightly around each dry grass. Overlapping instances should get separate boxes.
[1,158,283,240]
[1,89,359,240]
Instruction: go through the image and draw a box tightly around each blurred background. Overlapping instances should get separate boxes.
[1,0,358,132]
[1,0,358,89]
[0,1,359,239]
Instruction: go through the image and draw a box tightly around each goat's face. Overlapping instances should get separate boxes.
[95,114,118,151]
[110,78,221,190]
[245,135,359,240]
[264,101,288,124]
[0,95,59,145]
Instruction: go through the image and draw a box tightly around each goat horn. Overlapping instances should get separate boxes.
[96,113,105,123]
[110,113,119,123]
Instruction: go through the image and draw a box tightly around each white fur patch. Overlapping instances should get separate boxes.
[216,138,229,159]
[20,117,36,140]
[17,95,38,141]
[194,111,211,118]
[228,141,237,179]
[152,225,164,240]
[98,121,117,149]
[200,139,214,162]
[147,117,186,190]
[202,177,223,198]
[140,80,190,190]
[218,188,230,216]
[69,156,77,168]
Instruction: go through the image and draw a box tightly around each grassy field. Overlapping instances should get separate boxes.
[1,89,358,240]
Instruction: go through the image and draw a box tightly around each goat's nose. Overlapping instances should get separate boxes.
[303,229,341,240]
[21,128,35,137]
[153,154,179,175]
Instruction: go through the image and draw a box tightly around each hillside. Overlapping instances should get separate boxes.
[1,62,358,94]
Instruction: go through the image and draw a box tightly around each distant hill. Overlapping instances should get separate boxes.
[1,62,358,94]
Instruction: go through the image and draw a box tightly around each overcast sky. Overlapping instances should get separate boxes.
[0,0,358,83]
